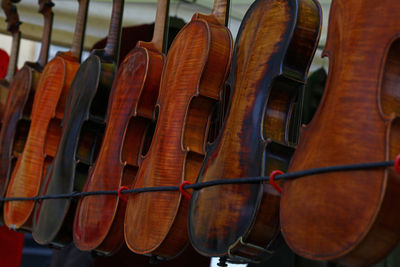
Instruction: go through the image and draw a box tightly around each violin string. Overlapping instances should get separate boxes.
[0,160,394,202]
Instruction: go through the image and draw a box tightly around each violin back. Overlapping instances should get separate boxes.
[281,0,400,265]
[124,8,233,258]
[189,0,321,262]
[33,0,123,246]
[4,53,79,230]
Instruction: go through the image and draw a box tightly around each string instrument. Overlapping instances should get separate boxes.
[0,0,21,127]
[280,0,400,266]
[188,0,321,263]
[73,0,168,255]
[4,0,89,231]
[32,0,123,246]
[0,0,53,216]
[124,0,232,259]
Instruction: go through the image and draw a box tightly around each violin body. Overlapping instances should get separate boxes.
[280,0,400,265]
[73,41,164,254]
[188,0,321,263]
[32,54,114,246]
[0,0,53,226]
[0,63,41,198]
[33,0,123,246]
[124,10,233,258]
[4,51,80,231]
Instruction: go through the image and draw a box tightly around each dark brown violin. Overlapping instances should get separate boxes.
[124,0,232,259]
[0,0,21,126]
[4,0,89,231]
[32,0,124,246]
[281,0,400,266]
[189,0,321,263]
[73,0,168,255]
[0,0,53,217]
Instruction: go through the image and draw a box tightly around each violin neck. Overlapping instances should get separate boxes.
[71,0,90,62]
[211,0,229,26]
[151,0,169,53]
[37,1,54,68]
[5,30,21,81]
[104,0,124,63]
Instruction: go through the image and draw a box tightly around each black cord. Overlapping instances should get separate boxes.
[0,160,395,203]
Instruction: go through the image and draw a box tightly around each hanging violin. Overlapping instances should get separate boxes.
[4,0,89,231]
[124,0,232,259]
[32,0,124,246]
[73,0,168,255]
[188,0,321,263]
[0,0,53,222]
[281,0,400,265]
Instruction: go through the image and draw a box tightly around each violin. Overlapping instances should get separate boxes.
[73,0,168,255]
[188,0,321,263]
[32,0,124,246]
[0,0,21,127]
[0,0,53,220]
[4,0,89,231]
[124,0,232,259]
[280,0,400,265]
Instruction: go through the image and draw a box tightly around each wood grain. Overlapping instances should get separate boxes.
[73,0,167,255]
[188,0,321,262]
[280,0,400,265]
[124,0,233,258]
[0,0,53,224]
[4,0,88,231]
[32,0,123,246]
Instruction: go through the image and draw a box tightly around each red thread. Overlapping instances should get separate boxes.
[179,181,192,200]
[118,186,129,201]
[395,155,400,174]
[270,170,283,193]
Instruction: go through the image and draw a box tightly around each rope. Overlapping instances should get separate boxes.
[0,159,396,203]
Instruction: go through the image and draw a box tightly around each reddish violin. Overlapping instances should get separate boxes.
[0,0,53,219]
[188,0,321,263]
[281,0,400,265]
[124,0,232,259]
[73,0,168,255]
[32,0,124,246]
[0,0,21,126]
[4,0,89,231]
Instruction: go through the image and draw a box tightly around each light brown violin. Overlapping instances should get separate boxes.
[281,0,400,266]
[124,0,233,259]
[4,0,89,231]
[0,0,53,218]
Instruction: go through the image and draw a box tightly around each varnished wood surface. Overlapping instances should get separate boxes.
[188,0,321,262]
[0,0,53,202]
[280,0,400,266]
[4,0,88,231]
[32,0,123,246]
[73,0,167,255]
[4,53,79,230]
[124,0,233,258]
